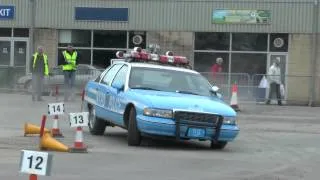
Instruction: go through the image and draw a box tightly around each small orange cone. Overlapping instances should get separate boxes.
[51,115,64,138]
[40,132,69,152]
[69,127,88,153]
[230,83,240,112]
[24,123,50,136]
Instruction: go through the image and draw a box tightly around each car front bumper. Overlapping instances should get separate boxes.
[136,115,239,142]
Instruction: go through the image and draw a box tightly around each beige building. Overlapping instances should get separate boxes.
[0,0,319,105]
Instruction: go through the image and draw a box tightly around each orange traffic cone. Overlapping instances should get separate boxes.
[230,83,240,112]
[40,132,69,152]
[51,115,64,138]
[69,127,88,153]
[24,123,50,136]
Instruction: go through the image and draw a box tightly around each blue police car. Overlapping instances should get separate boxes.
[83,47,239,149]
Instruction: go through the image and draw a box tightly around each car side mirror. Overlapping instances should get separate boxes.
[211,85,223,99]
[211,85,219,92]
[112,81,124,92]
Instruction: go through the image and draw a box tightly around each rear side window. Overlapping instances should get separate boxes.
[101,64,123,85]
[112,65,128,87]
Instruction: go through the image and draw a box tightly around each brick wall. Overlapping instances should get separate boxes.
[287,34,312,104]
[33,28,58,68]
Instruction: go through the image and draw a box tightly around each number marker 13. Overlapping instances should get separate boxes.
[69,112,89,127]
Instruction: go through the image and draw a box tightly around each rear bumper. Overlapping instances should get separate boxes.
[137,115,239,142]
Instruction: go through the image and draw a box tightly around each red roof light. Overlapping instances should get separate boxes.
[115,47,190,67]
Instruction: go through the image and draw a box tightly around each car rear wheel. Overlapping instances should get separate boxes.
[88,105,107,135]
[127,107,141,146]
[210,141,227,150]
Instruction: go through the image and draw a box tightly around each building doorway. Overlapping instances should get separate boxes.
[0,37,29,88]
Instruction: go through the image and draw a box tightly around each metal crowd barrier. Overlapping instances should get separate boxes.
[200,72,251,101]
[252,74,313,105]
[201,72,315,104]
[0,66,315,105]
[0,67,103,96]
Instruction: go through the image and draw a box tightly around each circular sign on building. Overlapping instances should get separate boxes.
[273,37,284,48]
[132,35,143,45]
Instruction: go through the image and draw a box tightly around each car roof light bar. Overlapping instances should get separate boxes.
[115,47,190,66]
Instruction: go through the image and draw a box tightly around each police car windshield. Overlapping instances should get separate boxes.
[128,67,213,96]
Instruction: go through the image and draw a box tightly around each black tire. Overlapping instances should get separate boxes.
[127,107,141,146]
[88,105,107,135]
[210,141,227,150]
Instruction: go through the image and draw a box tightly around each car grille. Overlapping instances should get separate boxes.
[173,111,224,140]
[174,111,220,125]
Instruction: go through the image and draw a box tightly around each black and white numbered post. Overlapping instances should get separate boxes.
[69,112,89,128]
[47,102,65,116]
[19,150,53,176]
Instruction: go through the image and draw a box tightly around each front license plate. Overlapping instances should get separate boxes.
[187,128,205,138]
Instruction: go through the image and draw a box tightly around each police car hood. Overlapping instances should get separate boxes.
[129,89,236,116]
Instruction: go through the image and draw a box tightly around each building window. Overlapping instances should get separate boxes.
[58,30,91,47]
[13,28,29,37]
[57,49,91,66]
[93,50,118,68]
[232,33,268,51]
[230,53,267,75]
[269,33,289,52]
[0,28,12,37]
[194,52,229,73]
[194,32,230,51]
[93,30,127,48]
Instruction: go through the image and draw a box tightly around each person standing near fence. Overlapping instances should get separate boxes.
[31,46,49,101]
[266,57,282,105]
[61,44,79,101]
[211,57,224,85]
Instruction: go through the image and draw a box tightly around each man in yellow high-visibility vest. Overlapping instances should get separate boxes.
[31,46,50,101]
[61,44,79,101]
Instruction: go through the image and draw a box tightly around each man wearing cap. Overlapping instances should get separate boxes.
[266,57,282,105]
[31,46,50,101]
[61,45,79,101]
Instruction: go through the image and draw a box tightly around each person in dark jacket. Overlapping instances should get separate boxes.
[31,46,50,101]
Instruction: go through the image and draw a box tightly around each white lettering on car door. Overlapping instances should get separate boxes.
[107,96,121,113]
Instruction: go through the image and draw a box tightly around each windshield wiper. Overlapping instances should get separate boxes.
[130,87,161,91]
[175,90,200,95]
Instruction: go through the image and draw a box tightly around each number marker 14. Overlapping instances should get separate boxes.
[69,112,89,128]
[47,102,65,115]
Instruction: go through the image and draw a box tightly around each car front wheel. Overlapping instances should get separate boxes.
[88,105,107,135]
[127,107,141,146]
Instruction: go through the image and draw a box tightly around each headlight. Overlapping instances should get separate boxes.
[143,108,173,119]
[223,117,237,125]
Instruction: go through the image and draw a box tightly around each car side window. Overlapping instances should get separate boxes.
[111,65,128,87]
[101,64,123,85]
